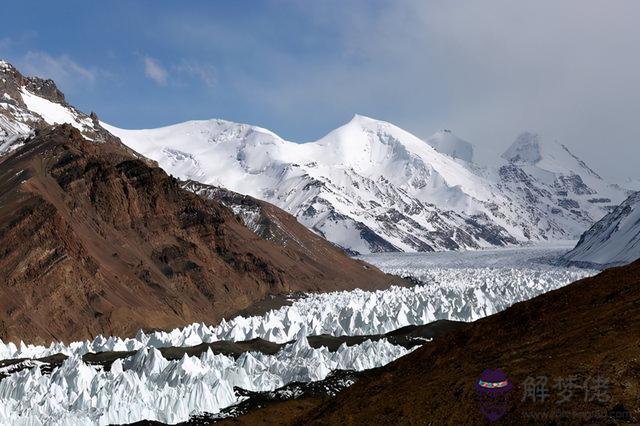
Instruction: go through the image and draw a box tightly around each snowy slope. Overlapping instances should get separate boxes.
[0,60,107,152]
[425,129,474,162]
[494,132,630,238]
[563,191,640,267]
[105,118,629,254]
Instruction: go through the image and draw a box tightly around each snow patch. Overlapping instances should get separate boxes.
[19,88,93,132]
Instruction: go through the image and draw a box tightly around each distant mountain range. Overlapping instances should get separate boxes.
[103,117,631,255]
[1,59,634,256]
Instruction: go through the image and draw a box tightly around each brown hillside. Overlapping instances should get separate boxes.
[0,124,399,344]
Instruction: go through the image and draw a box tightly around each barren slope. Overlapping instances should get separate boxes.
[0,125,398,344]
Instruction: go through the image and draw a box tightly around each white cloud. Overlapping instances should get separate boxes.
[176,61,216,88]
[19,51,97,83]
[144,56,168,85]
[142,56,216,88]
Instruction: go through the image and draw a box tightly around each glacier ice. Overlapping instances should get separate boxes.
[0,335,409,425]
[0,246,597,424]
[0,249,595,359]
[0,247,595,361]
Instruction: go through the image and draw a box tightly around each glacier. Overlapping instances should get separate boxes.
[0,333,409,425]
[0,246,595,361]
[0,245,597,424]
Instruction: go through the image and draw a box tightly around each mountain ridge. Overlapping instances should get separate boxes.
[2,59,633,255]
[105,117,631,254]
[563,191,640,268]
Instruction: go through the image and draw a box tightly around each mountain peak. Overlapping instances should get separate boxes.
[1,62,124,152]
[347,113,386,128]
[502,132,604,181]
[0,59,13,72]
[0,59,66,104]
[426,129,474,162]
[502,132,542,164]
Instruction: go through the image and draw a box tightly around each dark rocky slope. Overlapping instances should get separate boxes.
[221,260,640,425]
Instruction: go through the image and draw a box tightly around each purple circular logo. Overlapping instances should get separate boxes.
[475,368,513,421]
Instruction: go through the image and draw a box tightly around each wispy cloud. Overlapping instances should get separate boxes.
[176,61,216,88]
[143,56,168,85]
[19,51,98,83]
[142,56,216,88]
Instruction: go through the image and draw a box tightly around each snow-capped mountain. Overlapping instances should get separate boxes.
[104,117,630,254]
[425,129,474,162]
[494,132,630,238]
[103,116,539,254]
[2,59,631,255]
[562,191,640,268]
[0,60,111,152]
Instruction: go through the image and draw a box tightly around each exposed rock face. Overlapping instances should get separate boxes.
[0,125,398,344]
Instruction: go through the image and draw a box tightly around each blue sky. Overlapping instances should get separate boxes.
[1,0,639,180]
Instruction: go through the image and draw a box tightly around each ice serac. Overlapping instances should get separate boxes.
[0,247,594,361]
[294,258,640,424]
[425,129,474,162]
[0,338,410,425]
[563,191,640,268]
